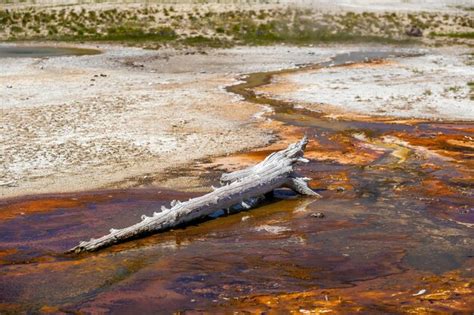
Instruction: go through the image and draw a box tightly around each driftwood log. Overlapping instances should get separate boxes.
[69,136,318,253]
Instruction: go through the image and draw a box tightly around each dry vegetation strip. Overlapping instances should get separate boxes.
[1,6,473,46]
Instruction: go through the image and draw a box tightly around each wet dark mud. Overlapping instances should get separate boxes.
[0,50,473,314]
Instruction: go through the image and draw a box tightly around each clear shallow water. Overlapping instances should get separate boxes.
[0,45,100,58]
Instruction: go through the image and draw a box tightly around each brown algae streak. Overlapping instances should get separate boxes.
[0,50,473,313]
[0,45,101,58]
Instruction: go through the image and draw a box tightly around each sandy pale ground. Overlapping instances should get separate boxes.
[257,47,473,121]
[1,44,341,198]
[2,44,472,199]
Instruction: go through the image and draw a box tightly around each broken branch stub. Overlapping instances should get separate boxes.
[69,136,317,253]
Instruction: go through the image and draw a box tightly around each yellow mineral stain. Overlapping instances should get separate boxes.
[0,248,17,264]
[39,305,61,313]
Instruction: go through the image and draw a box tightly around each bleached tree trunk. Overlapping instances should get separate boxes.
[69,136,318,253]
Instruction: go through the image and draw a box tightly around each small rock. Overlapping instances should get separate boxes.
[406,26,423,37]
[310,212,325,218]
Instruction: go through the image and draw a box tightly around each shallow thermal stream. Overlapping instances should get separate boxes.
[0,50,472,313]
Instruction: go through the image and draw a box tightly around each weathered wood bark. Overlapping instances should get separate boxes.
[68,136,317,253]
